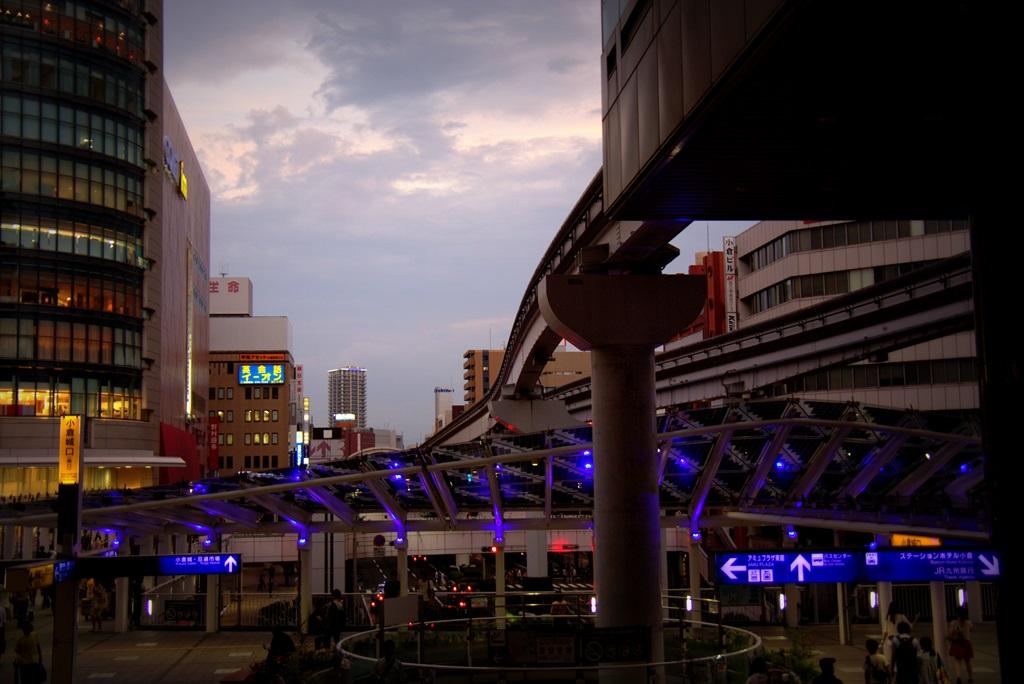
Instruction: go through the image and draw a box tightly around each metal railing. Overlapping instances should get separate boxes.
[338,611,761,683]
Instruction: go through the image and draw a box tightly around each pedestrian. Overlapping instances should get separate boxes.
[267,564,277,594]
[91,583,108,632]
[811,657,842,684]
[0,597,6,663]
[884,602,915,641]
[863,638,889,684]
[917,636,946,684]
[265,627,295,674]
[372,640,402,684]
[550,590,571,616]
[747,657,770,684]
[947,607,973,684]
[889,621,920,684]
[13,622,44,684]
[328,589,346,646]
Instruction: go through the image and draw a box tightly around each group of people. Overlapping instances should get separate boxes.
[864,603,975,684]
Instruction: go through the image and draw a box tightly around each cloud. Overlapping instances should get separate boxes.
[165,1,602,442]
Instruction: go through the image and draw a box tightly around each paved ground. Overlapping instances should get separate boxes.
[0,612,1002,683]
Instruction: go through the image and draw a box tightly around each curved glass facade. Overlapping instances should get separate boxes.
[0,0,144,67]
[0,0,146,422]
[2,92,144,167]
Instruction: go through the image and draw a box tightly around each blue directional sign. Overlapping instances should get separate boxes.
[716,549,1001,584]
[53,560,75,583]
[716,551,860,584]
[157,554,241,575]
[862,550,1001,582]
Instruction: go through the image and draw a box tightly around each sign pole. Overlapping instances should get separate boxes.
[53,415,83,684]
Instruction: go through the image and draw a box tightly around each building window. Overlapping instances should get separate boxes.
[262,432,270,445]
[254,410,261,423]
[244,387,251,399]
[227,361,234,374]
[271,409,279,421]
[208,387,215,400]
[253,433,261,445]
[227,456,234,468]
[226,387,233,400]
[218,457,224,469]
[262,455,269,468]
[244,433,251,445]
[272,387,278,399]
[244,455,251,468]
[254,387,262,399]
[263,409,270,422]
[227,410,234,423]
[226,433,234,446]
[245,409,252,422]
[217,434,224,446]
[208,410,215,418]
[271,432,278,445]
[217,387,224,400]
[272,455,278,468]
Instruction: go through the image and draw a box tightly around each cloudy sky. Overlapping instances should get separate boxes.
[164,2,749,443]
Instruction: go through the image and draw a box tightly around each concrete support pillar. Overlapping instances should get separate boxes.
[21,525,34,559]
[837,583,851,645]
[160,534,173,557]
[878,582,893,636]
[205,537,220,634]
[143,535,157,590]
[540,273,703,683]
[299,544,312,634]
[495,546,506,620]
[966,582,983,623]
[930,582,948,661]
[784,585,801,628]
[115,540,130,632]
[687,540,702,605]
[2,525,15,559]
[332,533,346,594]
[526,530,547,577]
[397,545,409,597]
[660,529,670,619]
[589,345,663,664]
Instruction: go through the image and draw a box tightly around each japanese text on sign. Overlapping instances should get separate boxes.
[238,364,285,385]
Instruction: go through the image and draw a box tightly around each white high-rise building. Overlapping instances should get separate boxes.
[328,367,367,428]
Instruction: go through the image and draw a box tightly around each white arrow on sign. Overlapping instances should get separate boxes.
[224,555,238,573]
[790,554,812,582]
[978,554,999,576]
[720,557,747,580]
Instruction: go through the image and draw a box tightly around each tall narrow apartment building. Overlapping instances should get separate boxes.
[327,366,366,428]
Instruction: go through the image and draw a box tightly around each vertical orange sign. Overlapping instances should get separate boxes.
[59,415,82,485]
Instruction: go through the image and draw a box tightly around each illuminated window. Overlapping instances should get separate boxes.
[244,433,251,445]
[226,434,234,446]
[262,432,270,445]
[271,433,278,445]
[263,409,270,422]
[271,409,279,421]
[245,409,252,422]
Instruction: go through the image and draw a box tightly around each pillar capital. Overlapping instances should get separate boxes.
[539,274,705,350]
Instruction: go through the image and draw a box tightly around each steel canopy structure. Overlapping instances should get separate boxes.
[0,400,985,542]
